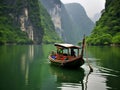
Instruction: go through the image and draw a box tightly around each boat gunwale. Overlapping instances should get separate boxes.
[48,55,82,64]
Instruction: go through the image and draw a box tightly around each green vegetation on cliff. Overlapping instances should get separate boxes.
[86,0,120,45]
[0,0,61,45]
[0,0,31,44]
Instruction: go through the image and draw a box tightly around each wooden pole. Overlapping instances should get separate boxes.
[85,38,93,72]
[81,35,85,58]
[81,35,93,72]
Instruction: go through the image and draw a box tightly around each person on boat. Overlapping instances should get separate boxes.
[71,49,76,57]
[51,51,56,60]
[57,48,63,54]
[56,48,63,60]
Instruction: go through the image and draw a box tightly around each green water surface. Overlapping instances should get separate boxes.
[0,45,120,90]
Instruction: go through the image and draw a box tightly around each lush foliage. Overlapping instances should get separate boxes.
[86,0,120,45]
[0,22,32,45]
[0,0,34,44]
[0,0,31,44]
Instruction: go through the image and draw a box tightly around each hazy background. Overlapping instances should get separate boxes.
[60,0,106,19]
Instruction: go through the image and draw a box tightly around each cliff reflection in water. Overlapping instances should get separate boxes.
[20,45,45,88]
[21,45,34,85]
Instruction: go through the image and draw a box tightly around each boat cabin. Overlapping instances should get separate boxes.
[53,43,81,60]
[49,37,85,67]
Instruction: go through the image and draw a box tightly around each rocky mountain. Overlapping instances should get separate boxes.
[87,0,120,45]
[40,0,94,44]
[0,0,42,44]
[40,0,62,37]
[65,3,94,42]
[0,0,60,44]
[92,13,101,23]
[40,0,75,43]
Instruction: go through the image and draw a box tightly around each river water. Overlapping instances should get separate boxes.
[0,45,120,90]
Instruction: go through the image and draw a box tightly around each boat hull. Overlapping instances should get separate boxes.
[48,56,84,68]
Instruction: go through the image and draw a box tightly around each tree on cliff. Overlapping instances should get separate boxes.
[86,0,120,45]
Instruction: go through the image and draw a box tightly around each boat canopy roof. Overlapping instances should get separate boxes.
[54,43,80,49]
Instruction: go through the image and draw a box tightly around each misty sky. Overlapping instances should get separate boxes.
[60,0,106,19]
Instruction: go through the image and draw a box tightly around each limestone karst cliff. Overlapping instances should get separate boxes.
[0,0,43,44]
[40,0,94,44]
[0,0,60,44]
[40,0,63,38]
[40,0,76,43]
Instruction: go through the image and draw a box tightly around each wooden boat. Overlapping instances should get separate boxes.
[48,37,85,68]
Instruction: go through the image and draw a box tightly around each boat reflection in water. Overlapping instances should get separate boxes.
[49,65,85,90]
